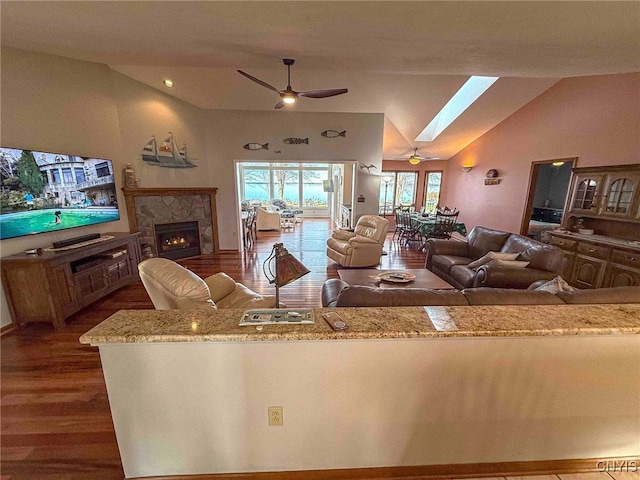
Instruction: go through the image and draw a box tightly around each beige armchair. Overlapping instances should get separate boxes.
[326,214,389,267]
[256,207,281,231]
[138,258,276,310]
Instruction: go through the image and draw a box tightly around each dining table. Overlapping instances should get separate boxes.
[409,213,467,238]
[406,213,467,252]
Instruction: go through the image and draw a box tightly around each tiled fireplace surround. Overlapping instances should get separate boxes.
[123,188,219,257]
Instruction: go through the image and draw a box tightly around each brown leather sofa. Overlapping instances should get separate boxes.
[321,278,640,307]
[425,226,566,289]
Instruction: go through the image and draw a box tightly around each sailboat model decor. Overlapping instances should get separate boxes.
[141,132,197,168]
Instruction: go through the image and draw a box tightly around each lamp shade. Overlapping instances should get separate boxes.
[263,243,310,308]
[264,243,310,287]
[275,248,309,287]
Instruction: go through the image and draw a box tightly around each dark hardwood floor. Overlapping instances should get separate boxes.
[1,218,428,480]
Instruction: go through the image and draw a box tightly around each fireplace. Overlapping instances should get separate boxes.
[123,188,219,258]
[154,221,201,260]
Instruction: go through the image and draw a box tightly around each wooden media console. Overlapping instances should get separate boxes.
[1,232,141,329]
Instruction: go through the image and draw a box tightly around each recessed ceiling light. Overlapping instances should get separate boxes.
[163,79,174,88]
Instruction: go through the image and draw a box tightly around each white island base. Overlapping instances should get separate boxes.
[96,339,638,477]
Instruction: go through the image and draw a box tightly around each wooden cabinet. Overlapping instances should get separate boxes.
[566,165,640,224]
[1,232,141,329]
[599,172,640,220]
[548,231,640,289]
[548,235,577,279]
[569,173,604,215]
[603,248,640,287]
[571,254,607,289]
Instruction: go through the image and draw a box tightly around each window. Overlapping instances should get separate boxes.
[51,169,61,184]
[74,167,85,184]
[242,167,271,205]
[379,171,417,214]
[95,162,111,178]
[62,168,73,183]
[415,76,499,142]
[423,171,442,214]
[239,163,331,210]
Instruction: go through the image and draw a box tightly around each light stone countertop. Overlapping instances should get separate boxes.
[79,304,640,345]
[549,230,640,250]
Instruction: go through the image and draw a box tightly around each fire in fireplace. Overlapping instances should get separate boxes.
[154,221,201,260]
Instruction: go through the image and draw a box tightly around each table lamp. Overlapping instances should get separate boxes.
[263,243,310,308]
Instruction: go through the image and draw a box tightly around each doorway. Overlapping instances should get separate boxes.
[234,160,356,250]
[520,157,577,241]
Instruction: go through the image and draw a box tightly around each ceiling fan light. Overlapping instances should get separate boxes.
[409,156,421,165]
[281,93,296,104]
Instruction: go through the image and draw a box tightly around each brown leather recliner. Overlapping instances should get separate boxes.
[326,215,389,267]
[425,226,566,289]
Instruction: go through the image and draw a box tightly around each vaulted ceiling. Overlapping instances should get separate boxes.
[2,1,638,161]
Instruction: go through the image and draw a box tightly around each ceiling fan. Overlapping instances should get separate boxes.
[395,148,440,165]
[237,59,348,110]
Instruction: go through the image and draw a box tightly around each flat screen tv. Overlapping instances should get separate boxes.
[0,147,120,240]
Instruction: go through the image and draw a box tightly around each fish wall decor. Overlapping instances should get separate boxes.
[283,137,309,145]
[243,143,269,151]
[321,130,346,138]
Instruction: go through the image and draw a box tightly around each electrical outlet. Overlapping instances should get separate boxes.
[268,406,283,426]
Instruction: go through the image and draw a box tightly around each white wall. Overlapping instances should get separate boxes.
[0,47,384,326]
[111,73,209,189]
[204,110,384,249]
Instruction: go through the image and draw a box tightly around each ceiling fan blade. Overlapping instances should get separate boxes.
[237,70,280,93]
[299,88,348,99]
[274,100,286,110]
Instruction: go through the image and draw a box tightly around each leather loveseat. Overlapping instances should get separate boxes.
[425,226,566,289]
[321,278,640,307]
[139,258,276,310]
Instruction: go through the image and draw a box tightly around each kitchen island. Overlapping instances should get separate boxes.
[81,305,640,479]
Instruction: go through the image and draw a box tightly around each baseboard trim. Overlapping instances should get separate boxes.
[1,323,14,336]
[132,456,640,479]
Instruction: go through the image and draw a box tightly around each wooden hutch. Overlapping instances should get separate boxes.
[548,164,640,288]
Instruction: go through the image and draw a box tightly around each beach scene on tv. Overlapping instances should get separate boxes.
[0,148,120,240]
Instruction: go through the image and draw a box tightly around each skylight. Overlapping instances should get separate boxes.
[415,76,499,142]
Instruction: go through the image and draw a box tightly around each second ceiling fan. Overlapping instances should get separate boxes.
[396,148,440,165]
[238,59,348,110]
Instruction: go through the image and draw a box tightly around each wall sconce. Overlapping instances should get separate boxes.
[461,166,473,173]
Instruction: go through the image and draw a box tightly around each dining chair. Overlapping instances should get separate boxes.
[243,209,257,248]
[430,210,459,240]
[392,208,405,242]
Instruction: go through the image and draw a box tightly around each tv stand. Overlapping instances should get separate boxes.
[1,232,141,329]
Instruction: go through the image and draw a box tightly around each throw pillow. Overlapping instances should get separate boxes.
[484,259,530,269]
[535,276,575,294]
[468,251,520,270]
